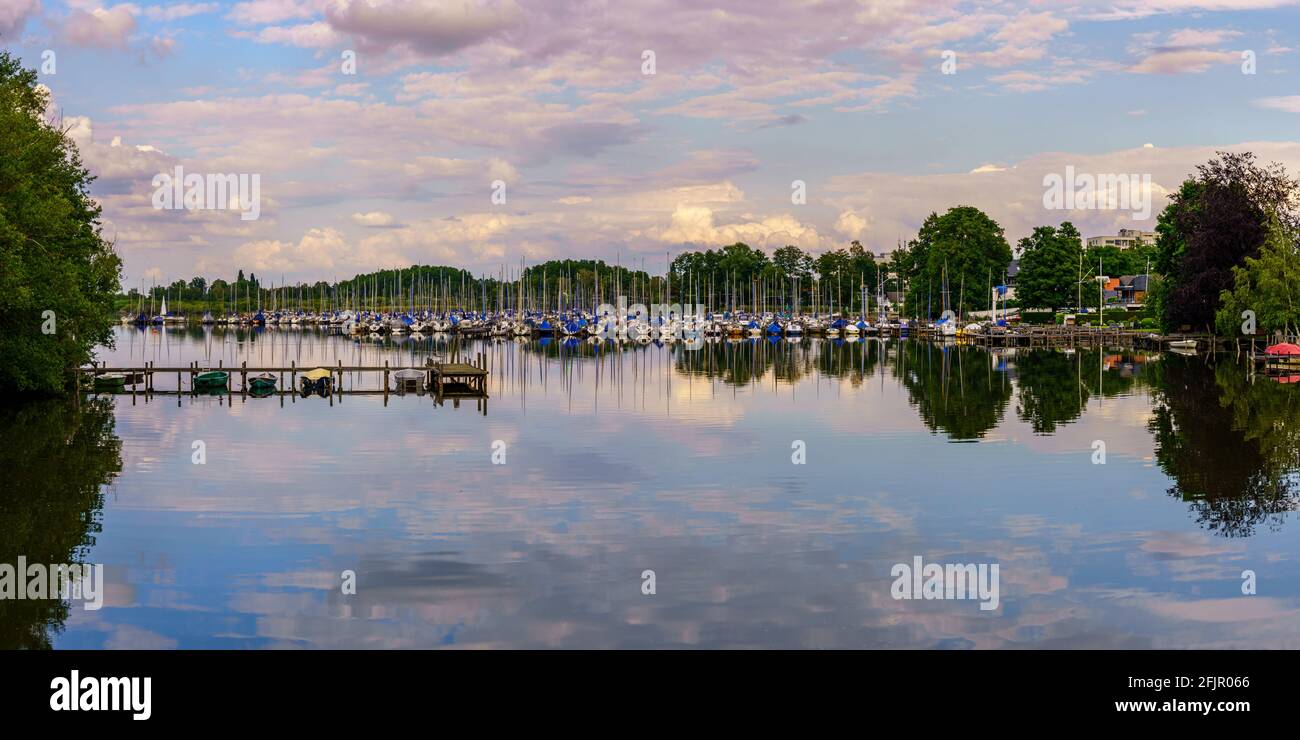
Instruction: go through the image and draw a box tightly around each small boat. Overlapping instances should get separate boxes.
[392,368,425,392]
[300,368,332,394]
[1168,339,1197,351]
[248,372,277,391]
[93,373,126,390]
[1263,342,1300,370]
[194,370,229,390]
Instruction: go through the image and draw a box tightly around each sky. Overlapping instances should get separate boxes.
[3,0,1300,287]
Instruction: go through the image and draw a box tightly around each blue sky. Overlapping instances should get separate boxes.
[4,0,1300,285]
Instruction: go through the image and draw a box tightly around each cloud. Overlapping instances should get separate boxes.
[1256,95,1300,113]
[1127,27,1244,73]
[227,0,316,25]
[538,122,638,157]
[142,3,219,21]
[0,0,41,37]
[324,0,520,56]
[835,211,868,240]
[1130,48,1240,73]
[232,227,351,273]
[650,205,825,251]
[823,141,1300,252]
[59,3,137,49]
[351,211,397,226]
[758,114,809,129]
[250,21,341,48]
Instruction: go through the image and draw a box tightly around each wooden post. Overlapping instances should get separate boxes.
[384,360,389,399]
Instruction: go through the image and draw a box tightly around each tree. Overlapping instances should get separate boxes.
[0,51,122,395]
[901,206,1012,318]
[1215,217,1300,338]
[772,244,813,281]
[1157,152,1299,332]
[1016,222,1082,311]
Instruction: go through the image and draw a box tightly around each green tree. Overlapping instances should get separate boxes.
[1215,217,1300,337]
[1016,222,1082,311]
[772,244,813,281]
[1,51,122,394]
[901,206,1012,318]
[1156,152,1299,332]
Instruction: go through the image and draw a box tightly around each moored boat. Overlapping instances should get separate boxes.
[300,368,333,394]
[194,370,229,390]
[248,372,277,391]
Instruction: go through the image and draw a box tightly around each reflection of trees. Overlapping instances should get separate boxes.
[895,342,1010,440]
[672,338,882,387]
[1015,349,1160,433]
[1015,350,1089,434]
[1148,355,1299,537]
[1078,350,1152,398]
[0,398,121,648]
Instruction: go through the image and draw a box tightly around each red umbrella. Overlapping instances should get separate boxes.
[1265,342,1300,356]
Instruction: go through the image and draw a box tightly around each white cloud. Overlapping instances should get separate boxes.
[251,21,341,48]
[351,211,396,226]
[1257,95,1300,113]
[227,0,316,25]
[60,3,137,49]
[142,3,219,21]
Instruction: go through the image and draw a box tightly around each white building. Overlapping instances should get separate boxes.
[1086,228,1156,250]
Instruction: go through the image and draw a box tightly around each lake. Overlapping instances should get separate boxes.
[3,325,1298,648]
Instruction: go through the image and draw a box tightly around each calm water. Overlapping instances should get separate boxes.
[4,325,1299,649]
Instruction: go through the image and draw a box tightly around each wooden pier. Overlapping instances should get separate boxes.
[76,353,490,410]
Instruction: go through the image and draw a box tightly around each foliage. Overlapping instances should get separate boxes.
[0,51,122,395]
[1015,222,1082,311]
[1214,217,1300,338]
[1156,152,1299,332]
[900,206,1013,318]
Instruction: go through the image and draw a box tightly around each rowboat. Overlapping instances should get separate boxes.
[1168,339,1197,350]
[300,368,332,394]
[392,368,425,392]
[248,372,277,391]
[194,370,229,390]
[93,373,126,390]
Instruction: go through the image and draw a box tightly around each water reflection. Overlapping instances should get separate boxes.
[4,327,1294,648]
[0,399,122,648]
[1149,355,1300,537]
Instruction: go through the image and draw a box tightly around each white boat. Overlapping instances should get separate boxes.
[1168,339,1197,350]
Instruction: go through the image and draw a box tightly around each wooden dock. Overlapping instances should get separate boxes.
[76,352,490,407]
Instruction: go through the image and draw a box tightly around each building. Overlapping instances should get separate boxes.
[1116,275,1150,305]
[1086,228,1156,250]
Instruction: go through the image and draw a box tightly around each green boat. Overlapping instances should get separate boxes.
[249,384,276,399]
[93,373,127,390]
[194,370,229,390]
[248,372,277,391]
